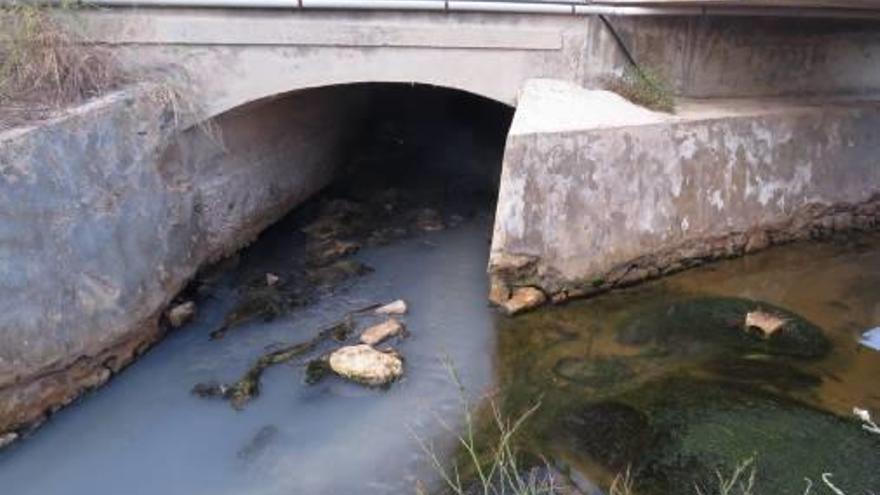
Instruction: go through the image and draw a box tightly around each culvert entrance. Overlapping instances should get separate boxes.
[0,83,515,495]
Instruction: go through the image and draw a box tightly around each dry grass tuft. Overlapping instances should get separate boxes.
[603,68,675,114]
[0,2,127,128]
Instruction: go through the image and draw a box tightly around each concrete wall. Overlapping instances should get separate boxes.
[489,80,880,302]
[611,16,880,98]
[63,9,880,122]
[0,85,367,439]
[63,9,620,119]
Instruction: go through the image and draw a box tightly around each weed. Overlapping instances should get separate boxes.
[411,357,558,495]
[0,2,126,125]
[694,457,757,495]
[603,68,675,113]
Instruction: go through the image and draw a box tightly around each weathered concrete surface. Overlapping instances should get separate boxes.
[59,9,880,122]
[611,16,880,99]
[490,80,880,303]
[0,85,367,439]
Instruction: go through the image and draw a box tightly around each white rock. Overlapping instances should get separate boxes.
[360,319,405,346]
[375,299,407,315]
[167,301,196,328]
[328,345,403,386]
[266,273,280,287]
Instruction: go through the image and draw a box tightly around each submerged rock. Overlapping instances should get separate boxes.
[360,318,406,346]
[306,259,373,287]
[210,284,294,340]
[503,287,547,316]
[375,299,407,315]
[167,301,197,328]
[306,239,361,267]
[412,208,445,232]
[553,357,634,390]
[237,425,279,462]
[301,199,369,241]
[191,381,229,399]
[616,297,830,358]
[328,345,403,386]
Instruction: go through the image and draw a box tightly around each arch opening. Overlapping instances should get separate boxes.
[160,82,515,264]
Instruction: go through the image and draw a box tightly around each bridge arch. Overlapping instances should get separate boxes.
[160,81,514,260]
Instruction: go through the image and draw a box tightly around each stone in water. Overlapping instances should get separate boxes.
[503,287,547,316]
[328,345,404,386]
[167,301,197,328]
[745,310,787,338]
[360,318,406,346]
[375,299,407,315]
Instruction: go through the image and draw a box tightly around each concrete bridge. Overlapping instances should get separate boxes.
[3,2,880,445]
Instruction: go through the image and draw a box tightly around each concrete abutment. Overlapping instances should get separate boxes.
[489,80,880,308]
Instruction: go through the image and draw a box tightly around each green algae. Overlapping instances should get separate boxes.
[610,378,880,495]
[616,296,831,359]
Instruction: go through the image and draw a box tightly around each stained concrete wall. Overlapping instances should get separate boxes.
[62,9,880,122]
[489,80,880,302]
[0,85,367,438]
[611,16,880,98]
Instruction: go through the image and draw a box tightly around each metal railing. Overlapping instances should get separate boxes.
[18,0,880,17]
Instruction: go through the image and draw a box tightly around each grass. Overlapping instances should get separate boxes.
[0,1,126,127]
[0,2,219,139]
[414,372,880,495]
[412,358,559,495]
[603,67,675,114]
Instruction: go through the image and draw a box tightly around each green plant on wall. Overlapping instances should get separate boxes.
[603,67,675,113]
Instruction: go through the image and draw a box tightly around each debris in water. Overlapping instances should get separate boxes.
[412,208,445,232]
[859,327,880,351]
[853,407,880,434]
[193,317,356,409]
[360,318,406,346]
[306,239,361,267]
[166,301,197,328]
[305,259,374,287]
[375,299,407,315]
[237,425,279,461]
[209,284,294,340]
[265,273,280,287]
[305,357,333,385]
[745,310,788,339]
[328,344,404,386]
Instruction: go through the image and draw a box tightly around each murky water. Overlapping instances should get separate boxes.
[2,223,879,495]
[496,235,880,495]
[0,211,500,495]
